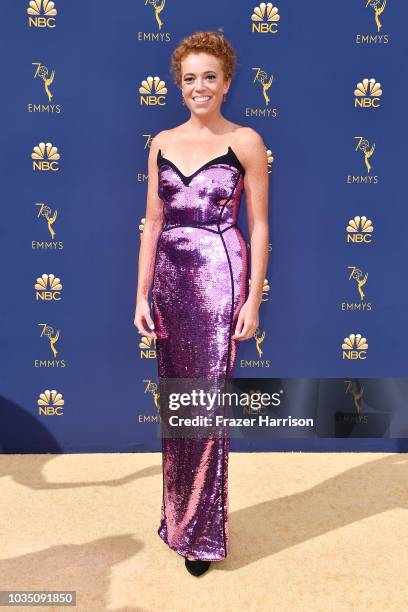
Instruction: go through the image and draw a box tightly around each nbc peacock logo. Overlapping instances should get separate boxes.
[250,278,270,302]
[37,388,64,416]
[35,273,63,301]
[139,217,146,237]
[139,335,156,359]
[31,142,60,171]
[251,3,280,34]
[27,0,57,28]
[139,76,167,106]
[261,278,270,302]
[242,388,273,416]
[346,216,374,243]
[266,147,274,173]
[354,78,382,108]
[341,333,368,360]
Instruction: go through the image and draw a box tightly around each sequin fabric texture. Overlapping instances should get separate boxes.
[152,146,249,561]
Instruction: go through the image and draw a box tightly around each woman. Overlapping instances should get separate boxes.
[134,30,269,576]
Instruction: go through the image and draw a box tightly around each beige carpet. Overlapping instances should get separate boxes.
[1,452,407,611]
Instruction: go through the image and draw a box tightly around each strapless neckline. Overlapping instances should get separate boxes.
[157,146,245,185]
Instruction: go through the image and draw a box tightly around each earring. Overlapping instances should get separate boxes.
[182,95,185,105]
[223,94,227,103]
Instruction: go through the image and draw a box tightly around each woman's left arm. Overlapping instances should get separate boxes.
[232,128,270,341]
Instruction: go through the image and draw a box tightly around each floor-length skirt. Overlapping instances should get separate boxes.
[152,222,248,561]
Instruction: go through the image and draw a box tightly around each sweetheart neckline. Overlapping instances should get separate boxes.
[157,146,245,182]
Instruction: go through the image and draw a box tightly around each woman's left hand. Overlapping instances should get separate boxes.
[231,297,261,341]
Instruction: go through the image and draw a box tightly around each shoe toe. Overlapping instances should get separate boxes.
[184,558,211,576]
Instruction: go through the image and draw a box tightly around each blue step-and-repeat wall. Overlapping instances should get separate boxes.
[1,1,407,453]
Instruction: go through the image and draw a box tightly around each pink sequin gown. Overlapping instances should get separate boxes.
[152,146,248,561]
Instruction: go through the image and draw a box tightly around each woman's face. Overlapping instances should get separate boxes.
[180,52,230,113]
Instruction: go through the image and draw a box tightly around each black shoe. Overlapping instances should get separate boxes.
[184,557,211,577]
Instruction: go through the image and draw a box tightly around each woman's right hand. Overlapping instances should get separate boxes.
[134,297,157,340]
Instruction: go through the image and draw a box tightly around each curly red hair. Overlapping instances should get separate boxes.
[171,30,236,88]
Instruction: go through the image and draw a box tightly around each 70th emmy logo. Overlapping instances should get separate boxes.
[355,0,388,44]
[366,0,386,32]
[145,0,165,31]
[38,323,60,358]
[252,68,274,106]
[334,380,390,437]
[36,202,58,239]
[348,266,368,301]
[346,137,378,184]
[144,380,161,419]
[354,137,375,174]
[32,62,55,101]
[340,266,372,311]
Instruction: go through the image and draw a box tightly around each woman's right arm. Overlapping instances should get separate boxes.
[133,133,166,340]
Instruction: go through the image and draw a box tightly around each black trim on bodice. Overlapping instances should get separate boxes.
[157,146,245,186]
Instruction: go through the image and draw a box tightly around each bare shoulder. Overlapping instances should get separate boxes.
[231,125,267,170]
[149,129,171,157]
[233,125,265,151]
[149,125,187,158]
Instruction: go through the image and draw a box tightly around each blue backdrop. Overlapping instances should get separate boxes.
[1,1,407,453]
